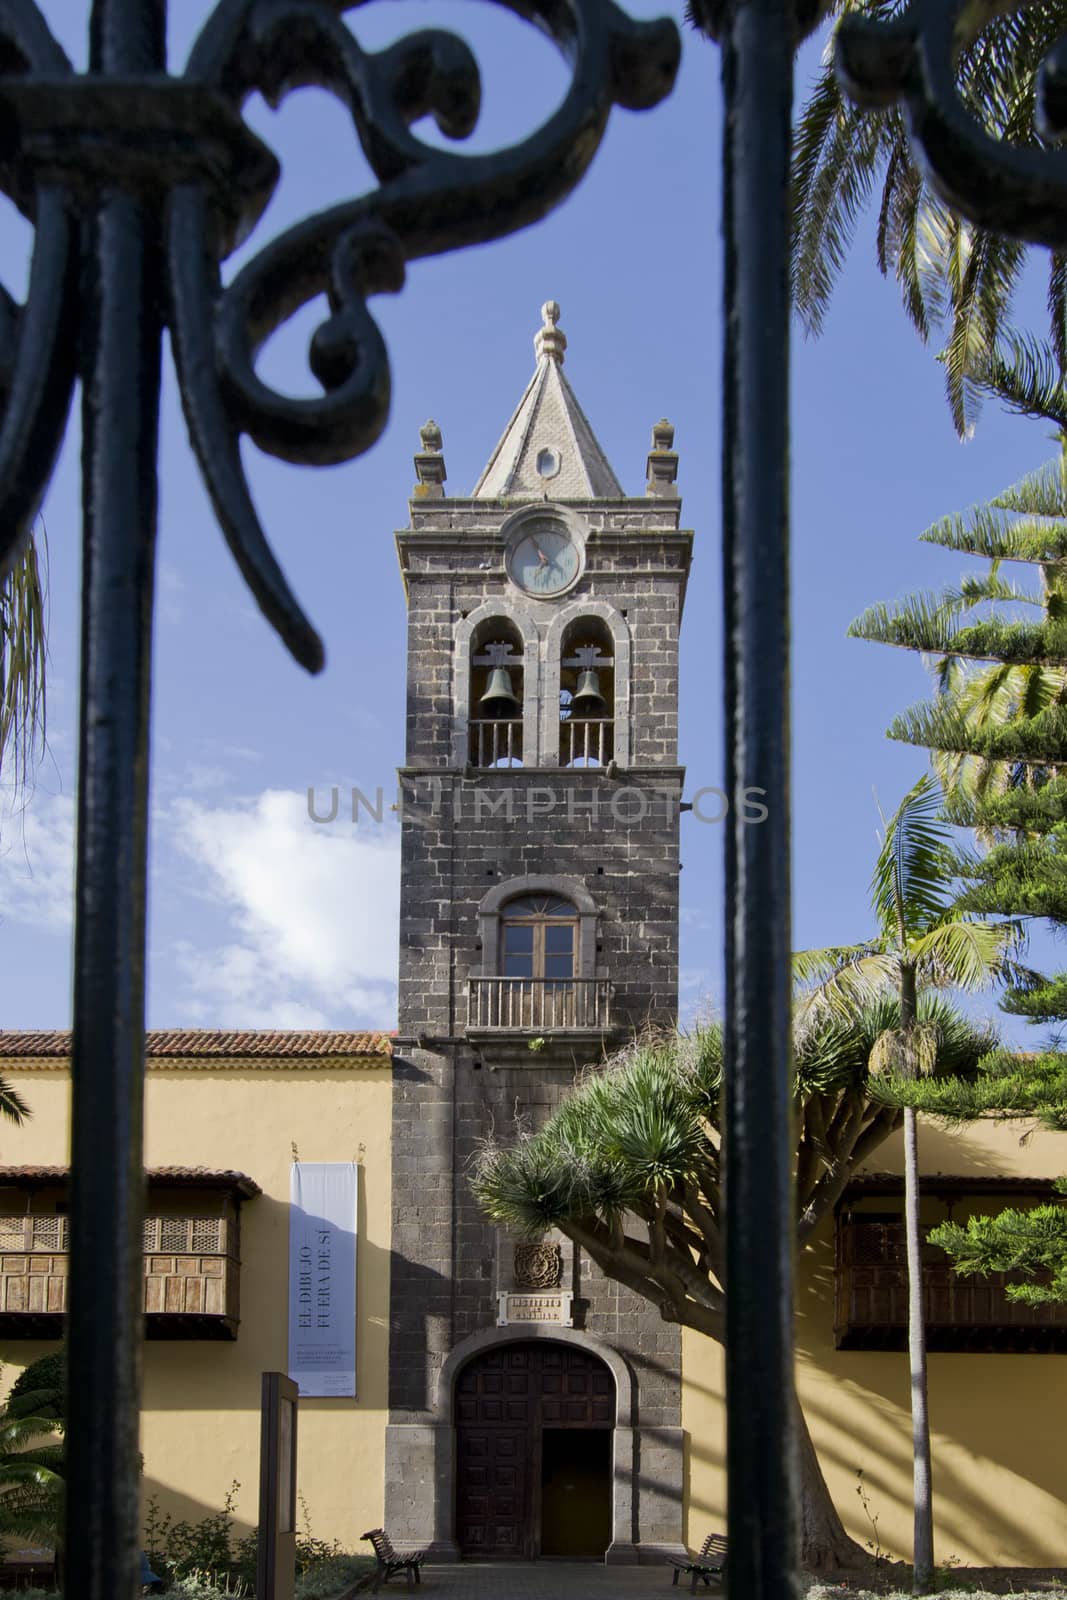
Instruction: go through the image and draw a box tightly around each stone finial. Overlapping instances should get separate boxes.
[534,299,567,365]
[646,417,679,497]
[414,418,446,497]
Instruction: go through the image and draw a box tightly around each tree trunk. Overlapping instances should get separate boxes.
[899,961,934,1594]
[793,1385,871,1572]
[904,1103,934,1592]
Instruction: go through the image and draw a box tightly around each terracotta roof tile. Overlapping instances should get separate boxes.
[0,1029,391,1061]
[0,1165,261,1197]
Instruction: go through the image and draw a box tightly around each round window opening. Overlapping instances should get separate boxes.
[536,447,561,479]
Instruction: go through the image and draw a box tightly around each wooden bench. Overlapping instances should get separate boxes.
[361,1528,427,1592]
[669,1532,728,1592]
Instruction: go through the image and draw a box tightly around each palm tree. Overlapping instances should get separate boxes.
[0,529,46,807]
[796,775,1019,1593]
[0,1400,64,1553]
[791,0,1067,435]
[474,988,999,1572]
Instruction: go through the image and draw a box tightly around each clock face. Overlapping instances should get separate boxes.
[506,519,581,597]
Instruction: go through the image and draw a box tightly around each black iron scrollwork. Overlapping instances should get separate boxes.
[0,0,680,670]
[837,0,1067,249]
[0,5,678,1596]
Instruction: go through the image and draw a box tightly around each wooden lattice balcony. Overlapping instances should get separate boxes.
[0,1168,258,1340]
[836,1215,1067,1352]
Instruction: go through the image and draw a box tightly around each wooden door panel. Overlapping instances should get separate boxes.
[455,1342,615,1557]
[457,1429,528,1555]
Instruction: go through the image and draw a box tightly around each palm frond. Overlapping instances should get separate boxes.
[791,41,900,336]
[1049,252,1067,374]
[942,231,1025,437]
[793,947,899,1023]
[871,774,951,945]
[0,529,47,802]
[891,161,933,340]
[869,1021,940,1079]
[792,0,1067,431]
[973,330,1067,430]
[909,917,1020,992]
[0,1078,29,1127]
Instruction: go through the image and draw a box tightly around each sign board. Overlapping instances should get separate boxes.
[288,1163,358,1397]
[497,1291,574,1327]
[257,1372,298,1600]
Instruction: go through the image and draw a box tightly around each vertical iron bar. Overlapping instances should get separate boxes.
[720,0,797,1596]
[66,4,166,1595]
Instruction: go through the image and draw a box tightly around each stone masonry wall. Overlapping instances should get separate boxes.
[387,498,691,1552]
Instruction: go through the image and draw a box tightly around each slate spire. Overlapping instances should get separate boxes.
[472,301,624,500]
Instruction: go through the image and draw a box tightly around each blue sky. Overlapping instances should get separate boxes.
[0,0,1060,1040]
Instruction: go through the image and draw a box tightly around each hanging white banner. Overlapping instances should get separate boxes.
[288,1163,358,1397]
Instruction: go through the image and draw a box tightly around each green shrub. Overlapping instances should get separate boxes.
[144,1481,242,1586]
[147,1554,372,1600]
[805,1590,1054,1599]
[8,1351,66,1420]
[144,1481,367,1596]
[294,1553,375,1598]
[157,1577,250,1600]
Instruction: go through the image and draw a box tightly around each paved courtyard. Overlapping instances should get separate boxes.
[404,1563,706,1600]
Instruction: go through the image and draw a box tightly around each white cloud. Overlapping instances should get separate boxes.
[0,791,76,932]
[166,788,400,1028]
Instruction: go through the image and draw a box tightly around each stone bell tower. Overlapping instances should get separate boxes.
[386,304,693,1563]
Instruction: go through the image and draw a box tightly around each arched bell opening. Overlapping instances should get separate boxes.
[560,617,614,768]
[469,618,524,767]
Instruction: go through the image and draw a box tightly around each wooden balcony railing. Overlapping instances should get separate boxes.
[469,718,523,768]
[467,976,613,1033]
[0,1214,241,1339]
[836,1217,1067,1351]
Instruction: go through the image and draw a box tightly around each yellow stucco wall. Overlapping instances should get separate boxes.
[0,1060,391,1552]
[683,1118,1067,1566]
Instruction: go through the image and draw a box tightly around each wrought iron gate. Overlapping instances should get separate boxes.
[0,0,1051,1594]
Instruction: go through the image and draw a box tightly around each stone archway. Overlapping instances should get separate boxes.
[435,1325,639,1564]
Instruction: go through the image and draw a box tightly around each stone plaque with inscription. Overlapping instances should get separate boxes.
[496,1290,574,1327]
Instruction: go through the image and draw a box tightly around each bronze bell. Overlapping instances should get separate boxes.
[571,668,608,717]
[480,667,521,719]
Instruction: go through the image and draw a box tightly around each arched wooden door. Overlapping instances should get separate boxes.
[455,1341,614,1559]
